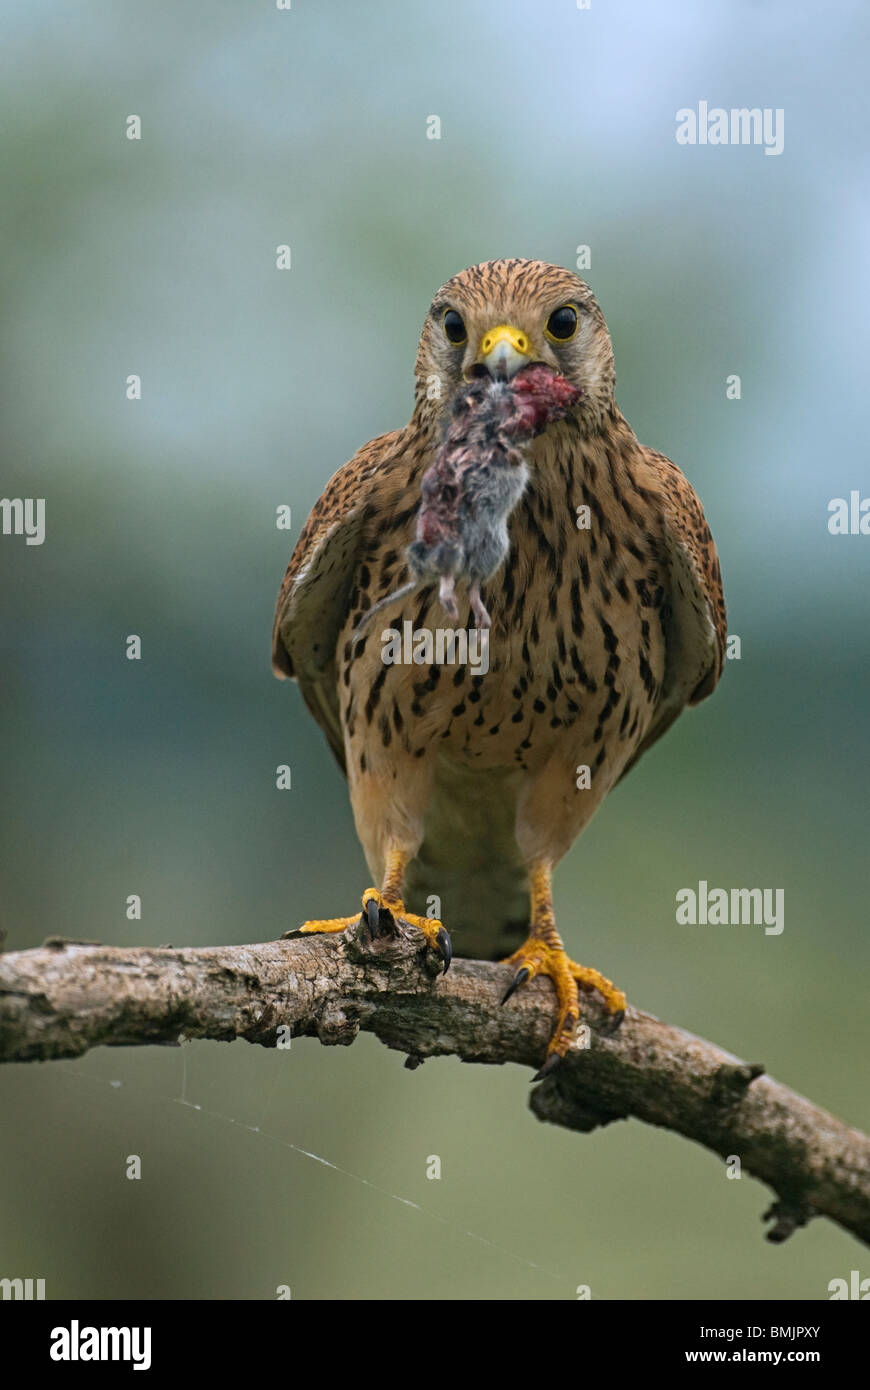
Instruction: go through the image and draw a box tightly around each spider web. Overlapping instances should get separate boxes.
[49,1046,568,1292]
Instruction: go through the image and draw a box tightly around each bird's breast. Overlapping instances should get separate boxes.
[339,431,668,783]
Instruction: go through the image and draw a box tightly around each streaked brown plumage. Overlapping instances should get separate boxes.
[272,258,726,1074]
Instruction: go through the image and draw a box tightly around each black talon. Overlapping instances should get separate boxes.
[501,966,530,1004]
[364,897,397,937]
[602,1008,625,1036]
[532,1053,562,1083]
[435,927,453,973]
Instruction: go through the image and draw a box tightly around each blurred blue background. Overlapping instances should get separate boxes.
[1,0,868,1299]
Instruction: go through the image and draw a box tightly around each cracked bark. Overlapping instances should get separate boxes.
[1,918,867,1249]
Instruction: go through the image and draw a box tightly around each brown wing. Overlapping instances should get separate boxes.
[271,429,404,773]
[619,447,727,780]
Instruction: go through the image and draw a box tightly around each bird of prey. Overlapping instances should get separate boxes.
[272,258,726,1078]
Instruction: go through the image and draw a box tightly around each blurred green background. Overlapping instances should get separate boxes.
[1,0,868,1300]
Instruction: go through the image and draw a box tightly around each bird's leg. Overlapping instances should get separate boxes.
[364,846,452,969]
[501,861,625,1079]
[294,845,451,971]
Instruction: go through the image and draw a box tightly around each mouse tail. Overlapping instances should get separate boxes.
[351,581,420,645]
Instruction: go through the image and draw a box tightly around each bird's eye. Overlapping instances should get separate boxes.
[545,305,578,342]
[443,309,467,345]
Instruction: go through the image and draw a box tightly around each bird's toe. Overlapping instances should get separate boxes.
[361,890,398,939]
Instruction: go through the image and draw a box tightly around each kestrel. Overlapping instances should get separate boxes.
[272,259,726,1077]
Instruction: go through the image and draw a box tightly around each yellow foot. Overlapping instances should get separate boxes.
[501,937,625,1080]
[296,889,452,972]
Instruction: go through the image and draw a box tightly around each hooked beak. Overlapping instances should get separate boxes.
[474,323,532,380]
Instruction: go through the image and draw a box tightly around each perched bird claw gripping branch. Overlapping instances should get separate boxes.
[272,259,726,1079]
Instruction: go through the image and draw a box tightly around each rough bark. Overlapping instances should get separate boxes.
[1,919,867,1248]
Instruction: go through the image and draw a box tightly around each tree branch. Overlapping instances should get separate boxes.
[1,919,867,1248]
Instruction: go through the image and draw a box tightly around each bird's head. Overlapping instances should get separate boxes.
[413,258,615,433]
